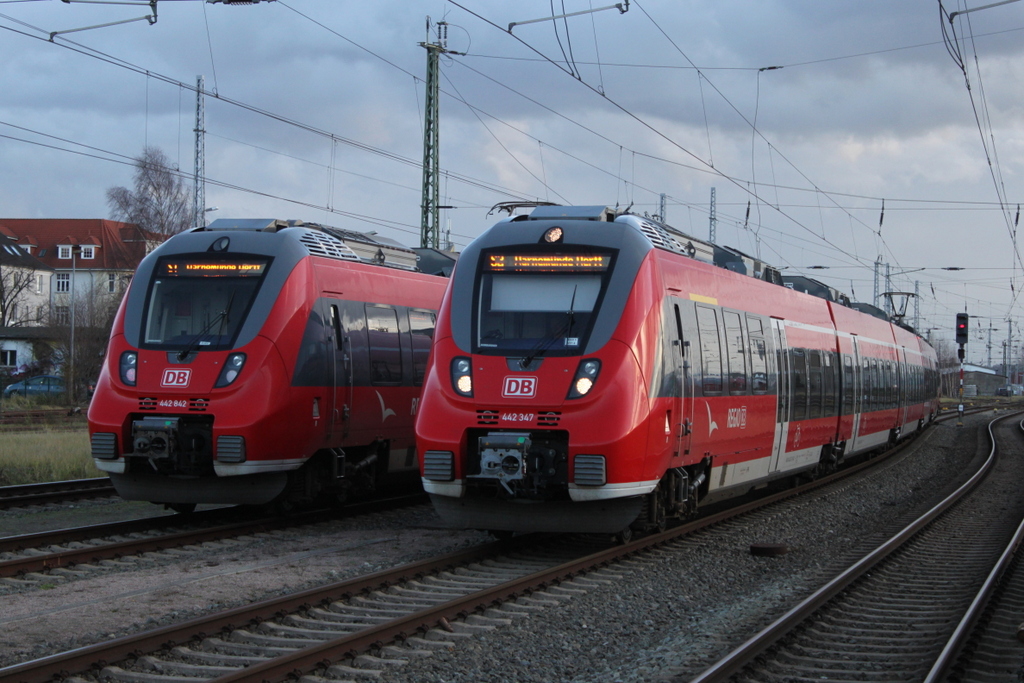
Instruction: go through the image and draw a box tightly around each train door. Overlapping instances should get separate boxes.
[897,347,908,431]
[768,318,790,472]
[328,303,352,439]
[673,303,693,457]
[847,336,863,453]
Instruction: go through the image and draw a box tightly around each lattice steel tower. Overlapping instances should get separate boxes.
[419,21,448,249]
[193,75,206,229]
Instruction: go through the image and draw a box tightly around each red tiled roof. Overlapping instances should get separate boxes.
[0,219,164,271]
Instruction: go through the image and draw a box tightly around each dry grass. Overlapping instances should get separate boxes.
[0,429,100,486]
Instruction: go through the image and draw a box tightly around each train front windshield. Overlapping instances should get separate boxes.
[475,250,613,356]
[141,257,270,351]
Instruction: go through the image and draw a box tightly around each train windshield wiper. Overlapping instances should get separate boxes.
[176,292,236,361]
[520,285,577,369]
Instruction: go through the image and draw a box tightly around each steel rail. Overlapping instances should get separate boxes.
[0,493,426,579]
[920,417,1024,682]
[0,477,115,509]
[0,413,975,683]
[687,411,1018,683]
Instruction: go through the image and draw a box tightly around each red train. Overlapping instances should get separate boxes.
[88,219,449,511]
[415,205,940,536]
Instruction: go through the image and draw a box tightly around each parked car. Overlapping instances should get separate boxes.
[3,375,66,398]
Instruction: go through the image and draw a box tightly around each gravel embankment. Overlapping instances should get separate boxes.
[0,414,999,681]
[375,416,995,683]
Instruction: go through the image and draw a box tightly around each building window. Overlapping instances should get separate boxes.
[35,273,43,294]
[54,305,70,325]
[108,273,116,293]
[81,246,95,259]
[0,350,15,366]
[56,273,70,293]
[58,246,72,260]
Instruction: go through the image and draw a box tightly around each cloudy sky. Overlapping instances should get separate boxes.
[1,0,1022,361]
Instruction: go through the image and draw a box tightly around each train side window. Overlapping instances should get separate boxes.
[883,360,892,408]
[366,305,402,385]
[330,305,343,351]
[750,337,767,394]
[723,311,747,394]
[842,355,855,415]
[791,348,807,421]
[696,306,722,394]
[822,351,836,416]
[807,349,822,419]
[409,309,436,386]
[746,314,764,337]
[862,358,872,410]
[871,358,881,410]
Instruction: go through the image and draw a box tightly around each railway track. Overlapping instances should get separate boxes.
[0,477,115,509]
[0,413,962,683]
[688,411,1024,682]
[0,493,428,589]
[0,408,87,431]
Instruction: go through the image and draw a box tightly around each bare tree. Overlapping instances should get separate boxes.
[0,266,43,327]
[107,146,193,236]
[49,286,123,401]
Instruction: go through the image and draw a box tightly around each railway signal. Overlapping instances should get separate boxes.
[956,312,969,345]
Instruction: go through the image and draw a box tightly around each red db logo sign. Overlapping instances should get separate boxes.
[502,376,537,398]
[161,369,192,387]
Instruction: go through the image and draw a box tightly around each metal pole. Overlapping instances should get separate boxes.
[193,75,206,228]
[69,248,76,403]
[420,21,446,250]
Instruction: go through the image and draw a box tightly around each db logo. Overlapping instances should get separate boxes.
[161,369,192,387]
[502,376,538,398]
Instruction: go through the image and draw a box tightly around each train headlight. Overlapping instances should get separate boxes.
[451,356,473,397]
[119,351,137,386]
[567,359,601,399]
[215,353,247,388]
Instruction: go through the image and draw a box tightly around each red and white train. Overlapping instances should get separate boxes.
[88,219,450,511]
[415,205,940,535]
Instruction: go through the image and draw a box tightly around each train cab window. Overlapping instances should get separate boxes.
[409,309,436,386]
[142,256,269,350]
[791,348,807,421]
[750,337,768,394]
[807,350,823,419]
[366,305,402,385]
[696,306,723,394]
[723,311,747,394]
[475,249,613,357]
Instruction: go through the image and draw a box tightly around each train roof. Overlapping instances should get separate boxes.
[513,204,917,335]
[202,218,423,272]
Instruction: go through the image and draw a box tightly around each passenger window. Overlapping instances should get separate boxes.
[366,305,402,385]
[723,311,747,394]
[843,355,855,415]
[807,350,822,419]
[791,348,807,421]
[750,337,767,394]
[822,352,836,416]
[697,306,722,394]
